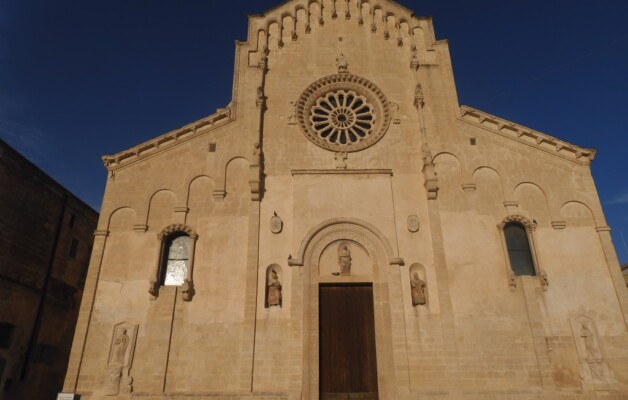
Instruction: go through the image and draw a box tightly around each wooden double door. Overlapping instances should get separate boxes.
[319,284,379,400]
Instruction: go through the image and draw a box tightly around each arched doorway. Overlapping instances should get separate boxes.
[289,218,403,400]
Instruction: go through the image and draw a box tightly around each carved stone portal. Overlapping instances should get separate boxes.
[338,243,352,276]
[104,322,138,396]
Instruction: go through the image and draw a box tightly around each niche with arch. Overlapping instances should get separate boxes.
[264,265,283,308]
[409,263,427,306]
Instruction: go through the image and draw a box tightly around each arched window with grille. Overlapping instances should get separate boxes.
[498,216,548,290]
[149,224,198,301]
[504,222,536,276]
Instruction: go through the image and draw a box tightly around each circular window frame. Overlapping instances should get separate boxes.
[296,74,391,152]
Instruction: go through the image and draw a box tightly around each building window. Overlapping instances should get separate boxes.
[69,213,76,227]
[149,224,198,301]
[504,222,536,276]
[69,238,79,258]
[0,323,14,349]
[161,233,190,286]
[498,215,548,290]
[31,344,57,365]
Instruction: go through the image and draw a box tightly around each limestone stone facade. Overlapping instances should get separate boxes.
[63,1,628,399]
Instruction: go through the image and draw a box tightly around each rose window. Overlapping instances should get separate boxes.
[297,74,391,152]
[310,90,375,145]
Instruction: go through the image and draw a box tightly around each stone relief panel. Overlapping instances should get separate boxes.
[265,265,283,308]
[569,315,616,391]
[318,240,371,278]
[103,322,138,396]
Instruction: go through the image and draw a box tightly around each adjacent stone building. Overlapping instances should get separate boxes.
[62,1,628,399]
[0,138,98,400]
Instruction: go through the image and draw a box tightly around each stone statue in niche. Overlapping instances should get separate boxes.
[410,272,427,306]
[338,243,352,276]
[410,44,419,67]
[336,53,349,73]
[267,269,282,307]
[287,101,297,125]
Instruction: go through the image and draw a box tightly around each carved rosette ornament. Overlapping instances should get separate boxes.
[296,74,391,153]
[407,215,420,233]
[270,212,283,234]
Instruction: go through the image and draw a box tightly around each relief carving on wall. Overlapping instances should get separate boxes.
[270,211,283,234]
[104,323,138,396]
[569,315,616,390]
[407,215,420,233]
[336,53,349,73]
[338,243,352,276]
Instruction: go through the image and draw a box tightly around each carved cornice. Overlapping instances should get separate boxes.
[102,107,233,171]
[459,106,596,166]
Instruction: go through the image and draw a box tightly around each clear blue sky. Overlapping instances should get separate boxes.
[1,0,627,263]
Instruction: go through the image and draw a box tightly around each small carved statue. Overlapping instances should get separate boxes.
[334,151,348,169]
[390,102,401,124]
[267,270,282,307]
[181,278,194,302]
[414,83,424,107]
[336,53,349,73]
[410,44,419,67]
[410,272,427,306]
[287,101,297,125]
[257,86,264,101]
[252,142,261,167]
[148,280,159,296]
[113,328,130,364]
[338,243,352,276]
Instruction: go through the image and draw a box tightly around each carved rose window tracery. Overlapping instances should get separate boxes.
[310,90,375,145]
[297,74,391,152]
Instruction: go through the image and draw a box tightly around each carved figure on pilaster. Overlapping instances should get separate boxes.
[390,102,401,124]
[266,269,282,307]
[336,53,349,73]
[540,271,549,290]
[335,151,348,169]
[256,86,266,109]
[338,243,352,276]
[259,46,269,71]
[414,83,424,108]
[421,144,438,200]
[288,101,298,125]
[410,45,419,69]
[252,142,262,167]
[410,272,427,306]
[148,280,159,297]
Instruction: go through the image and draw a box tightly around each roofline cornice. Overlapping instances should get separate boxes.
[101,107,234,171]
[459,105,596,166]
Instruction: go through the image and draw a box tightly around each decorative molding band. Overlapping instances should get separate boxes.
[596,226,611,232]
[552,221,567,230]
[461,183,476,192]
[102,107,233,170]
[133,224,148,232]
[459,106,595,165]
[94,230,110,237]
[291,169,393,176]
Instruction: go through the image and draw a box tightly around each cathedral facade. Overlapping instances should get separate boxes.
[63,1,628,399]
